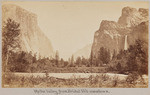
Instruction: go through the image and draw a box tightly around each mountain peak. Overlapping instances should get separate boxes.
[118,6,148,27]
[122,6,138,16]
[73,44,92,59]
[2,4,54,58]
[2,4,37,22]
[92,6,148,57]
[99,20,120,31]
[100,20,117,26]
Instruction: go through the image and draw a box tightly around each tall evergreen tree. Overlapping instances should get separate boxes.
[112,49,117,59]
[76,57,82,67]
[98,47,110,64]
[127,40,148,75]
[70,55,74,66]
[90,50,94,67]
[2,18,20,72]
[55,50,59,67]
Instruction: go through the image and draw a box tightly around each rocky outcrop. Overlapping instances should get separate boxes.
[92,6,148,57]
[118,7,148,27]
[2,4,54,58]
[128,21,149,45]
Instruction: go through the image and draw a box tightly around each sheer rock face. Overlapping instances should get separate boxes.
[92,7,148,57]
[118,7,148,27]
[2,4,54,58]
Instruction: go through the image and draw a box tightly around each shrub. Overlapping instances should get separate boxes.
[126,72,139,85]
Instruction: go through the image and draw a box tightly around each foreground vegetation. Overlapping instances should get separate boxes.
[5,39,148,76]
[3,72,148,88]
[2,19,148,75]
[2,19,148,88]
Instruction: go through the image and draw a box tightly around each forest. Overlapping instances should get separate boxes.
[2,19,148,75]
[2,19,148,88]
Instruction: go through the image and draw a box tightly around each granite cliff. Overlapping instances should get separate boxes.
[2,4,54,58]
[92,7,148,57]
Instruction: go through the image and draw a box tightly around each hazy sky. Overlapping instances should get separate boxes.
[2,1,149,59]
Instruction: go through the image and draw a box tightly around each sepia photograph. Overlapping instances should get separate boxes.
[1,1,149,88]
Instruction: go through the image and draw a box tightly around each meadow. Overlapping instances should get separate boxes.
[3,72,148,88]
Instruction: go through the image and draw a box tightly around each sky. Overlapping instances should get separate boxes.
[2,1,149,59]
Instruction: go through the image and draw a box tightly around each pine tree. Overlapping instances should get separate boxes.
[127,39,148,75]
[98,47,110,64]
[112,49,116,59]
[55,50,59,67]
[106,49,111,64]
[76,57,81,67]
[2,18,20,72]
[90,50,94,67]
[70,55,74,66]
[60,58,64,67]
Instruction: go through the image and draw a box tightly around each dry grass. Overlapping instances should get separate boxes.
[2,72,148,88]
[42,67,108,73]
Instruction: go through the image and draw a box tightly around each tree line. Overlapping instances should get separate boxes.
[2,19,148,75]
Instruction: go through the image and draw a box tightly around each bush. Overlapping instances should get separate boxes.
[126,72,139,85]
[112,75,119,87]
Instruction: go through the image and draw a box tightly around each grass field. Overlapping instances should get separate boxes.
[2,72,148,88]
[41,67,109,73]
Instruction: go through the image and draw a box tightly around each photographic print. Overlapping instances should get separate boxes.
[1,1,149,88]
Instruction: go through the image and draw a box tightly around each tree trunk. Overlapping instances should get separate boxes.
[5,50,9,72]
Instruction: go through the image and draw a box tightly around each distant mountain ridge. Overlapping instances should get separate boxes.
[2,4,54,58]
[73,44,92,59]
[92,6,148,57]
